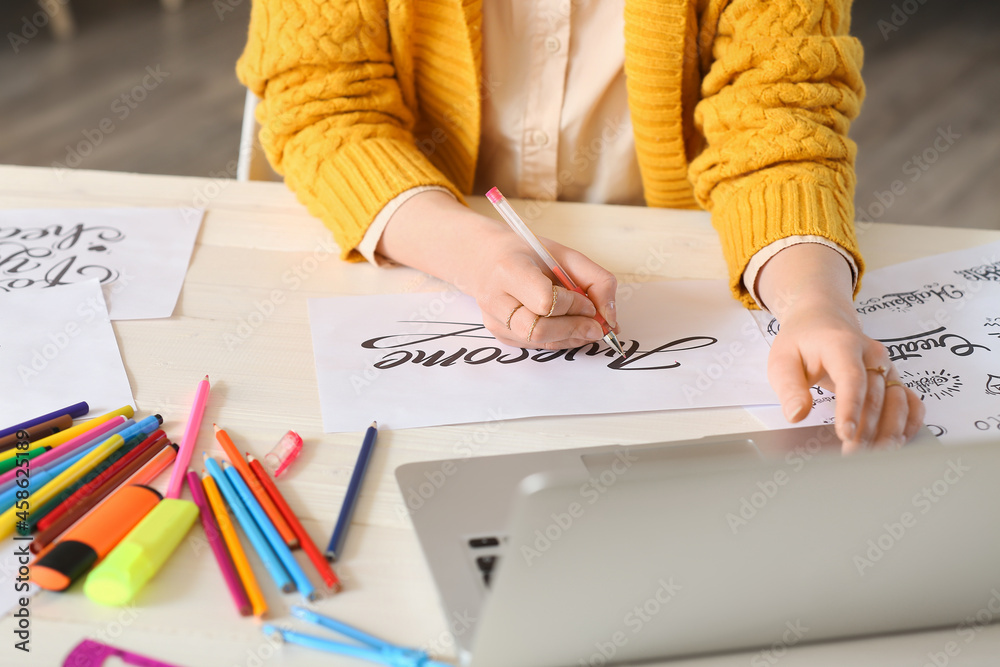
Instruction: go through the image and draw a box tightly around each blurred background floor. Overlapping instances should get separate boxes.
[0,0,996,229]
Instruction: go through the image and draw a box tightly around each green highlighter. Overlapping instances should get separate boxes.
[83,498,198,605]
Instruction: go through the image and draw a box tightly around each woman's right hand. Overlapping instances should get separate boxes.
[376,190,619,350]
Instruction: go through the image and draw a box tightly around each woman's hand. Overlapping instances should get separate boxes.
[756,244,925,452]
[376,190,618,349]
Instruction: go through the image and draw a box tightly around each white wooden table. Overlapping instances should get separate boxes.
[1,165,999,666]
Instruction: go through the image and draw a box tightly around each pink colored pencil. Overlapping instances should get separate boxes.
[166,375,210,500]
[0,416,127,489]
[186,470,251,616]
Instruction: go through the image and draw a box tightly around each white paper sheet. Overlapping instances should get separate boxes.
[0,207,203,320]
[309,280,778,432]
[854,240,1000,444]
[748,240,1000,444]
[0,280,134,426]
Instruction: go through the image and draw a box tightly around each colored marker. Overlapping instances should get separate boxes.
[248,453,341,591]
[215,425,298,549]
[0,417,131,491]
[202,472,267,617]
[0,445,51,474]
[0,414,73,452]
[0,449,89,515]
[30,446,179,591]
[0,401,89,440]
[6,405,133,457]
[24,422,163,534]
[204,454,292,594]
[326,421,378,561]
[35,432,168,534]
[0,421,145,539]
[31,442,176,555]
[186,470,252,616]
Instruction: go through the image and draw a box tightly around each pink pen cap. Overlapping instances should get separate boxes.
[264,430,303,477]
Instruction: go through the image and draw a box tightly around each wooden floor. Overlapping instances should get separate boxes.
[0,0,996,230]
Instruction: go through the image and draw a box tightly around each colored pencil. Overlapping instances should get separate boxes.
[0,401,89,440]
[30,443,177,555]
[186,470,252,616]
[326,421,378,561]
[166,376,210,500]
[202,472,267,617]
[35,432,168,533]
[215,425,298,549]
[204,454,293,593]
[248,453,341,591]
[0,417,130,491]
[0,414,73,452]
[223,460,317,602]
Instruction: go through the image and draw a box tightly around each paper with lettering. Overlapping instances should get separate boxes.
[0,279,134,426]
[309,280,778,432]
[750,240,1000,445]
[0,207,203,320]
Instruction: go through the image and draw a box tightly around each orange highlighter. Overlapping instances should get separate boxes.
[30,445,178,591]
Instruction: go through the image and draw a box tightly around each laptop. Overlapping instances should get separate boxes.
[395,425,1000,666]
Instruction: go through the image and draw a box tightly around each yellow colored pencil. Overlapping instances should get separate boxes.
[202,472,268,617]
[0,405,134,463]
[0,432,127,539]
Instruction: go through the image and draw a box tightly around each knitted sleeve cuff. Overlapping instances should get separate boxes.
[710,174,865,307]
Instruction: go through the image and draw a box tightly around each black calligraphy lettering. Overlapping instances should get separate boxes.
[609,336,717,370]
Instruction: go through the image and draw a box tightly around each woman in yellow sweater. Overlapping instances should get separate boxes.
[237,0,923,450]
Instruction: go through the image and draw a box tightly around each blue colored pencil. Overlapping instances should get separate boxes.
[204,454,294,594]
[326,421,378,561]
[223,461,317,602]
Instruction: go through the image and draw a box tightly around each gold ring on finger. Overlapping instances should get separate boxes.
[505,304,523,330]
[545,285,559,317]
[526,314,542,343]
[865,365,888,379]
[885,380,905,389]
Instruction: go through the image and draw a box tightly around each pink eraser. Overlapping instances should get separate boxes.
[486,187,503,204]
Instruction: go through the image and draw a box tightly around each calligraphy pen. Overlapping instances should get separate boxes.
[486,187,627,359]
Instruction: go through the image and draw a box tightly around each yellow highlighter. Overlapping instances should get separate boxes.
[83,375,210,606]
[83,498,199,605]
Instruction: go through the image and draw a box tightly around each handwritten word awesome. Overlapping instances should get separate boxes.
[361,321,718,371]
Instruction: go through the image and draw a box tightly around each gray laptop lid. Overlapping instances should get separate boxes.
[469,440,1000,666]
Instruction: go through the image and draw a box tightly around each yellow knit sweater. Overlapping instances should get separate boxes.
[237,0,865,306]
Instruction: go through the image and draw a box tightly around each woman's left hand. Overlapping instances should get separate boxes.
[756,244,926,453]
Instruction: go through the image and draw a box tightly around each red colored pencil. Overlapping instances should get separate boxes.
[35,431,167,533]
[247,453,342,591]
